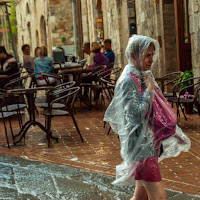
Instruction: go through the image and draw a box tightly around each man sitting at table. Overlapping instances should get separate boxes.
[22,44,34,70]
[103,39,115,66]
[0,46,19,88]
[82,42,94,69]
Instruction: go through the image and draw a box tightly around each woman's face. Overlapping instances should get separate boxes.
[35,48,41,57]
[130,45,155,71]
[142,46,155,71]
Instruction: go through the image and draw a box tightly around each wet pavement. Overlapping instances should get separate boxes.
[0,94,200,199]
[0,153,199,200]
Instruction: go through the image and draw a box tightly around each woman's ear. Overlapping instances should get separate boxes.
[130,52,136,60]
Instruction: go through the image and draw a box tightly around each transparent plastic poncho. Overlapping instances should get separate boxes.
[104,35,191,186]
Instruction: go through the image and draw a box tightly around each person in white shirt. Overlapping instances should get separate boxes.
[82,42,94,69]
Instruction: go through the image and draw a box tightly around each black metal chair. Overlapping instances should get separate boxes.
[37,81,76,109]
[3,75,31,129]
[108,62,115,69]
[159,71,184,98]
[167,77,200,120]
[40,86,84,147]
[100,76,117,135]
[0,94,15,148]
[80,65,107,106]
[33,72,63,87]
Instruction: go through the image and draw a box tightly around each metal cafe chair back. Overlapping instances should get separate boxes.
[167,76,200,121]
[159,71,184,97]
[40,86,84,147]
[37,81,76,109]
[0,93,15,148]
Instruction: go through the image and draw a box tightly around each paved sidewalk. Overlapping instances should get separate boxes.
[0,99,200,197]
[0,154,199,200]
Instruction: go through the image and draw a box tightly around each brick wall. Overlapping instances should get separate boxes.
[162,2,178,74]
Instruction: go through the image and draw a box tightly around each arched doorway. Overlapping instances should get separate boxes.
[174,0,191,71]
[34,0,37,16]
[27,22,32,51]
[26,3,30,15]
[40,15,47,46]
[36,30,39,47]
[96,0,104,43]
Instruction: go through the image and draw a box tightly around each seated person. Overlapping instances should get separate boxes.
[103,39,115,66]
[34,47,41,58]
[82,42,94,68]
[0,46,19,88]
[91,42,109,69]
[22,44,34,70]
[82,42,109,97]
[34,46,57,86]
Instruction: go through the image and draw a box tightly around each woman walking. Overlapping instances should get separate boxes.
[104,35,191,200]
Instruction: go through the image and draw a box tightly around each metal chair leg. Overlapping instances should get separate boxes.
[3,119,10,148]
[103,121,106,128]
[8,118,14,141]
[107,126,111,135]
[46,116,52,147]
[180,104,187,121]
[71,114,84,142]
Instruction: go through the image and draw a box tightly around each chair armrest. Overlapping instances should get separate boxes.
[0,75,9,79]
[40,72,62,80]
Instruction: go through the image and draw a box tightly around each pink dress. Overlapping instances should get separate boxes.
[130,71,176,182]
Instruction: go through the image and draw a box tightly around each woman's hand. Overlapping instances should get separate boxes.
[144,74,154,92]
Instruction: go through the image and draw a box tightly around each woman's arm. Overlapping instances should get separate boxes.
[120,77,153,123]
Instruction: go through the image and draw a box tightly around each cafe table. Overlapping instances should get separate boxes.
[7,86,58,146]
[53,62,83,72]
[59,68,96,107]
[59,68,95,85]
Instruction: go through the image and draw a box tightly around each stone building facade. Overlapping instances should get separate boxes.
[135,0,178,77]
[80,0,136,69]
[15,0,50,62]
[135,0,200,78]
[14,0,200,78]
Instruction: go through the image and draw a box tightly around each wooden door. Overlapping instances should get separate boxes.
[174,0,192,71]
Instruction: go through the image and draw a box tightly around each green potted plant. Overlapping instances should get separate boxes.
[178,69,194,114]
[178,69,193,89]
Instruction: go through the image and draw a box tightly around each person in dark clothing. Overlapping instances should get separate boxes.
[0,46,19,88]
[103,39,115,65]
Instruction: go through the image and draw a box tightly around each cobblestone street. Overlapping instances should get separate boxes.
[0,99,200,199]
[0,153,199,200]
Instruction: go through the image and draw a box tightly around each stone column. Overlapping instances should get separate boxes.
[188,0,200,78]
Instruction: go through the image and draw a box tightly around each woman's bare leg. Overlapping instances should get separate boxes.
[130,181,148,200]
[143,181,166,200]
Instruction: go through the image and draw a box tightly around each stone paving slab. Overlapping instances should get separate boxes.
[0,154,199,200]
